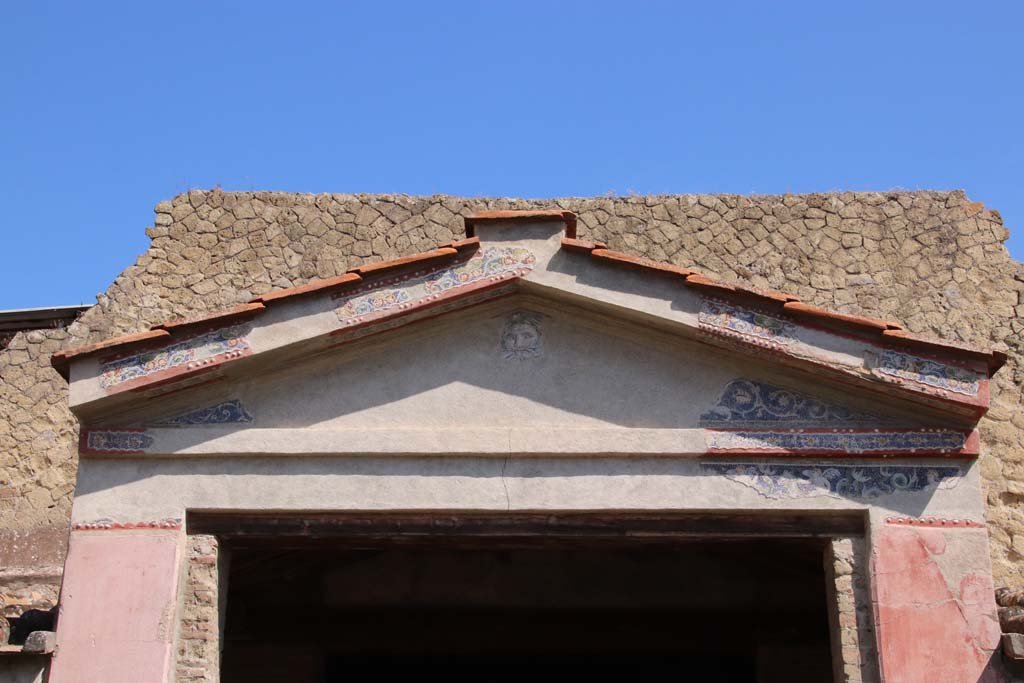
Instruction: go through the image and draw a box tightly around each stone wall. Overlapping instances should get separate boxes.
[0,326,76,615]
[826,537,879,682]
[0,189,1021,610]
[175,534,223,683]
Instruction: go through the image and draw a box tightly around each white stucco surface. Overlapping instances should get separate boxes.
[71,454,985,525]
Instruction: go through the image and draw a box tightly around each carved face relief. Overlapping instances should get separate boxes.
[500,311,543,360]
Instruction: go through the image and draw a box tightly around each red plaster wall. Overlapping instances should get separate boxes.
[48,530,181,683]
[872,524,1006,682]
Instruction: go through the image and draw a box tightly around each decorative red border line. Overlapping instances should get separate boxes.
[102,346,253,397]
[884,516,984,528]
[72,519,182,531]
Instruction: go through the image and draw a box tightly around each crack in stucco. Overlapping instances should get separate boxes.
[718,474,833,501]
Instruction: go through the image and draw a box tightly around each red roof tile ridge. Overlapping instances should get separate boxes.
[783,301,901,332]
[440,236,482,250]
[52,240,478,368]
[252,273,363,304]
[559,238,1004,373]
[592,248,698,277]
[465,210,577,238]
[882,329,1006,372]
[52,233,1008,380]
[560,237,607,253]
[348,247,459,276]
[682,274,798,304]
[683,273,739,295]
[52,329,171,365]
[152,302,266,331]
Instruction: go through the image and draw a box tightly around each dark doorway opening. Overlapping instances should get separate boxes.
[219,533,834,682]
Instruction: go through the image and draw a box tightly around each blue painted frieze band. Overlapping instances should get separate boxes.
[707,428,967,454]
[698,299,796,347]
[700,379,886,427]
[85,430,154,453]
[702,462,962,499]
[153,400,253,427]
[870,349,981,397]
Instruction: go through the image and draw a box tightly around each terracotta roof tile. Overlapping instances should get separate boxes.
[51,329,170,365]
[465,210,577,238]
[348,247,459,276]
[53,219,1007,381]
[560,237,607,253]
[251,273,363,304]
[152,302,265,331]
[882,329,1005,372]
[52,240,483,369]
[592,249,697,277]
[782,301,901,332]
[440,236,482,250]
[559,235,1004,375]
[682,273,739,296]
[731,286,799,304]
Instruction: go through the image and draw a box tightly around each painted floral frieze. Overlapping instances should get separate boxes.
[700,379,886,427]
[100,325,251,389]
[707,429,967,454]
[870,350,981,397]
[335,247,535,324]
[331,283,519,349]
[698,299,796,348]
[85,430,154,453]
[702,462,962,500]
[153,400,253,427]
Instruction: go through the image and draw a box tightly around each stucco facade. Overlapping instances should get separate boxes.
[1,190,1022,679]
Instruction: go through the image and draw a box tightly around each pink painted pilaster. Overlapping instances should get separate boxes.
[871,523,1006,682]
[49,528,182,683]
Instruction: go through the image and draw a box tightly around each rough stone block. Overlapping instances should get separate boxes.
[22,630,56,654]
[1003,633,1024,660]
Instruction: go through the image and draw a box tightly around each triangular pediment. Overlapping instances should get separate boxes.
[60,211,998,458]
[74,295,977,459]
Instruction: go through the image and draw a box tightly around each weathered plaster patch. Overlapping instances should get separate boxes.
[100,325,251,389]
[152,400,253,427]
[871,525,1004,683]
[700,378,887,427]
[868,349,982,397]
[500,311,543,360]
[707,428,968,454]
[702,462,962,500]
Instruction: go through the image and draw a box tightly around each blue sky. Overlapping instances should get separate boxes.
[2,2,1021,309]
